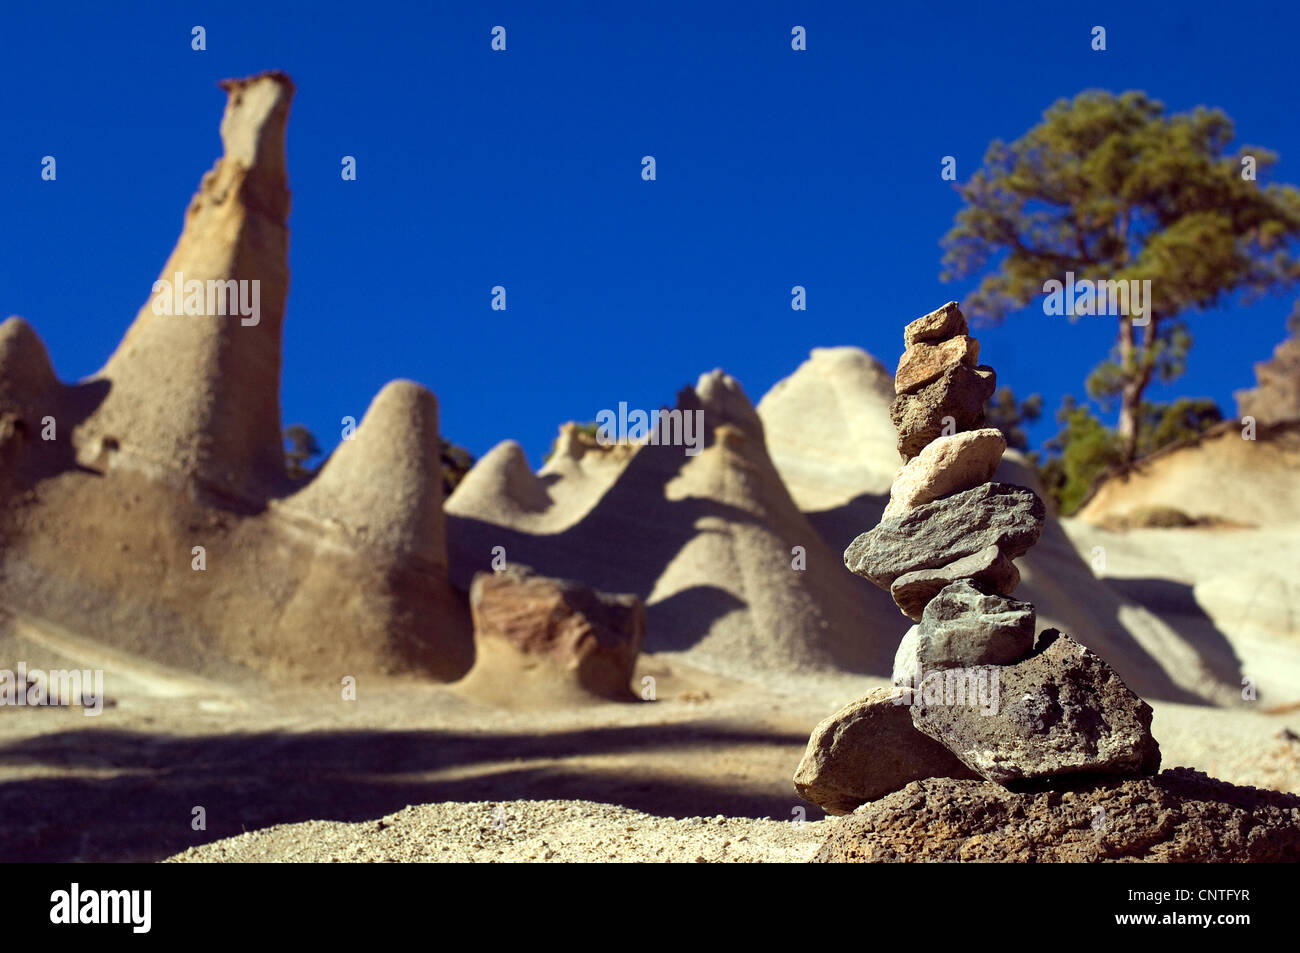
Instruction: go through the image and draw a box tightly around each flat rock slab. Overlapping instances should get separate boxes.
[911,630,1161,784]
[890,543,1020,621]
[793,686,979,815]
[895,335,979,395]
[890,363,996,461]
[903,301,967,347]
[892,579,1035,684]
[812,769,1300,862]
[883,427,1006,519]
[845,482,1044,590]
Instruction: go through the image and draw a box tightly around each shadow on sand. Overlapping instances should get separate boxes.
[0,721,816,861]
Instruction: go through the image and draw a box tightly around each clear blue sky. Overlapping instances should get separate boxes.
[3,1,1297,467]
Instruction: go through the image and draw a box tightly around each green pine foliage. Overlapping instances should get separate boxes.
[942,90,1300,464]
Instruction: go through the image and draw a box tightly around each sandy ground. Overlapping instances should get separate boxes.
[166,800,828,863]
[2,637,1298,862]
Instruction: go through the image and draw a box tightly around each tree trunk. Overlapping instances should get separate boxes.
[1116,313,1157,466]
[1117,380,1142,465]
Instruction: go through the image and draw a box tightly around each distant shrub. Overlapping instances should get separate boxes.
[441,439,475,498]
[544,422,599,464]
[284,424,321,480]
[1123,505,1198,528]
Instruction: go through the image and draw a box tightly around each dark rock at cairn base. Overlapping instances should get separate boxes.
[811,769,1300,862]
[910,629,1161,784]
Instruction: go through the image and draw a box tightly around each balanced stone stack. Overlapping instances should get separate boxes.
[794,302,1160,814]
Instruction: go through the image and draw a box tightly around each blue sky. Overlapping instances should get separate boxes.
[2,1,1297,467]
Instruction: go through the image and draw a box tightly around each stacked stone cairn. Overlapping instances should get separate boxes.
[794,302,1160,815]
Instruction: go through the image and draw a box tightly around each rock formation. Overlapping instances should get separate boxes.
[455,565,644,704]
[447,370,899,677]
[1077,422,1300,528]
[794,302,1161,815]
[1235,322,1300,426]
[75,73,295,504]
[277,380,447,565]
[0,73,471,682]
[755,347,899,507]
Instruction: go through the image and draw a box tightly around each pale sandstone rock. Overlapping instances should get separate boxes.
[281,380,446,566]
[74,72,296,503]
[463,565,644,701]
[1236,327,1300,426]
[793,686,978,814]
[882,428,1006,519]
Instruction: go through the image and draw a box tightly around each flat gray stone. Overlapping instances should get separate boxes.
[844,482,1045,591]
[910,629,1162,784]
[890,543,1020,621]
[892,579,1035,684]
[793,686,979,815]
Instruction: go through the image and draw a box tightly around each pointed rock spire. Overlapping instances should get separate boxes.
[692,369,766,444]
[0,317,57,417]
[75,71,295,502]
[758,346,900,507]
[447,368,901,675]
[447,439,553,518]
[284,380,446,566]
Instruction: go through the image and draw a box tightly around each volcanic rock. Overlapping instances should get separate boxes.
[812,769,1300,862]
[889,543,1020,621]
[894,335,980,395]
[911,629,1161,783]
[844,482,1045,590]
[890,363,997,461]
[792,686,979,814]
[882,427,1006,519]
